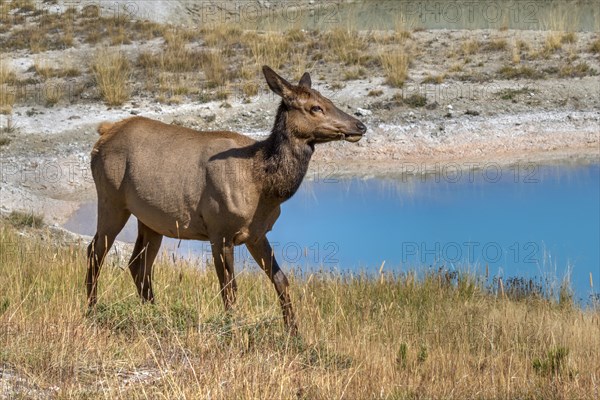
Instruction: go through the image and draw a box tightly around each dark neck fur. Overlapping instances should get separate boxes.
[257,102,314,201]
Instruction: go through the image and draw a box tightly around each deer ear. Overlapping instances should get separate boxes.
[298,72,311,89]
[263,65,295,100]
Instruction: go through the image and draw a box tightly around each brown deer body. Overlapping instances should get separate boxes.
[87,66,366,334]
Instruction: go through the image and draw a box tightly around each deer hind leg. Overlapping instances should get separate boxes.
[128,220,163,303]
[246,236,298,335]
[211,238,237,310]
[87,207,130,307]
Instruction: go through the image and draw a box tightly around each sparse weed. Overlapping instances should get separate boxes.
[512,46,521,64]
[379,49,410,87]
[588,39,600,53]
[91,49,131,106]
[0,61,16,86]
[0,87,16,114]
[484,38,508,51]
[245,31,289,70]
[202,50,228,87]
[202,23,242,47]
[559,62,596,78]
[543,33,563,56]
[5,211,44,228]
[404,93,427,107]
[516,39,530,52]
[325,28,368,65]
[461,39,480,55]
[448,63,463,73]
[343,66,366,81]
[421,74,445,84]
[561,32,577,44]
[497,87,532,101]
[497,65,544,80]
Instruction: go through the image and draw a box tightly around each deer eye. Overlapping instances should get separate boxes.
[310,105,323,114]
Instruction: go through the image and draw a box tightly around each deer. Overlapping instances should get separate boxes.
[86,66,367,335]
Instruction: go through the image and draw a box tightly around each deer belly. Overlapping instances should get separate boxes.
[125,192,209,240]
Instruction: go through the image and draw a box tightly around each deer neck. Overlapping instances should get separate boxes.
[257,102,314,202]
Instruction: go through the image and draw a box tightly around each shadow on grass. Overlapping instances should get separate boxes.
[86,299,198,336]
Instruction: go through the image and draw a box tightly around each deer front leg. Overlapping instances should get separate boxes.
[211,239,237,310]
[246,235,298,335]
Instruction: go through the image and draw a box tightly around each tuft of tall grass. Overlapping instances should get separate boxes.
[379,49,410,87]
[559,62,596,78]
[34,59,80,80]
[202,50,228,87]
[91,49,131,106]
[324,28,368,65]
[0,61,16,86]
[5,211,44,228]
[244,31,289,70]
[0,61,16,113]
[497,65,544,80]
[484,38,508,52]
[461,38,480,55]
[588,39,600,53]
[202,23,242,47]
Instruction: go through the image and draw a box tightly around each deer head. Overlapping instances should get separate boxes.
[263,66,367,144]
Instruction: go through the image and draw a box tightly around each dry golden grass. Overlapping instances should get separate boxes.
[448,63,464,73]
[324,28,368,65]
[138,46,204,75]
[484,38,508,52]
[61,22,75,47]
[34,59,80,80]
[0,61,16,113]
[421,74,445,84]
[109,25,132,46]
[343,66,366,81]
[290,47,314,82]
[241,81,259,98]
[0,61,16,86]
[379,49,410,87]
[285,28,307,44]
[244,31,289,70]
[91,49,131,106]
[543,33,564,56]
[157,74,195,98]
[0,223,598,399]
[202,23,242,47]
[559,62,596,78]
[511,41,522,64]
[202,50,228,87]
[163,27,198,49]
[461,38,480,55]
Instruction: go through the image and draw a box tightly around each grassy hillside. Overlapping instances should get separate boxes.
[0,222,598,399]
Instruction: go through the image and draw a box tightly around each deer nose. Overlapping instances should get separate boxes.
[356,121,367,134]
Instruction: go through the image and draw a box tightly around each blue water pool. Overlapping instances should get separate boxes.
[65,163,600,303]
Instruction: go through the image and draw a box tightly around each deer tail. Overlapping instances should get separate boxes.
[97,122,115,136]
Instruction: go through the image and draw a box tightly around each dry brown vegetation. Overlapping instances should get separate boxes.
[1,222,599,399]
[0,61,17,113]
[0,2,598,112]
[379,50,410,87]
[91,49,131,106]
